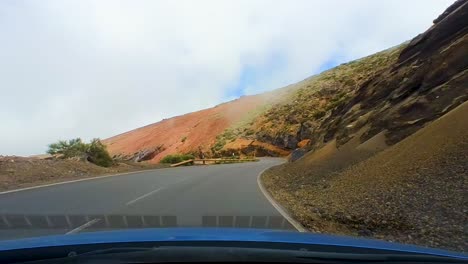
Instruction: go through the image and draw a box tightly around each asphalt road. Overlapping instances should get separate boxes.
[0,158,294,240]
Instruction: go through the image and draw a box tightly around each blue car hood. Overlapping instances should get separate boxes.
[0,228,466,259]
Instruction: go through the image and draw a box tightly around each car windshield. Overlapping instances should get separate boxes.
[0,0,466,257]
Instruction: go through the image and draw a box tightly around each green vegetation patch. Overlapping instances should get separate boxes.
[211,128,241,154]
[160,154,195,164]
[47,138,113,167]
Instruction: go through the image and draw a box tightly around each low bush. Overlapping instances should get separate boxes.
[87,139,113,167]
[160,154,195,164]
[312,109,326,119]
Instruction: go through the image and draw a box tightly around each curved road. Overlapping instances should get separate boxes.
[0,158,294,240]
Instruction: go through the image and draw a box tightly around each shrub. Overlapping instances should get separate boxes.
[245,129,254,136]
[181,136,187,143]
[47,138,113,167]
[47,138,87,158]
[211,129,240,154]
[160,154,195,164]
[325,92,350,111]
[312,110,326,119]
[87,139,113,167]
[211,138,226,153]
[223,130,236,140]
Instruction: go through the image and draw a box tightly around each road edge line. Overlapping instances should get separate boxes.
[0,168,168,195]
[257,167,307,232]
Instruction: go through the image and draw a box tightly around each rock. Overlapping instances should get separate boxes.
[134,149,157,162]
[433,0,466,23]
[289,148,308,162]
[132,145,165,162]
[358,229,373,237]
[298,121,317,140]
[297,139,311,148]
[283,134,299,149]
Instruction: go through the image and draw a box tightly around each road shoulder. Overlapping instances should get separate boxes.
[257,166,307,232]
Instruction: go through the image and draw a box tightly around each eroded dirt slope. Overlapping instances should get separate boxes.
[104,94,279,162]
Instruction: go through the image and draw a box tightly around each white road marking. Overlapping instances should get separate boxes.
[125,176,192,206]
[126,187,163,206]
[65,218,101,235]
[256,166,307,232]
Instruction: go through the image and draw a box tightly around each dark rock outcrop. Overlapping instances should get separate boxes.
[289,148,307,162]
[134,146,165,162]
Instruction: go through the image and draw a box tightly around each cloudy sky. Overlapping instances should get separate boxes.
[0,0,454,155]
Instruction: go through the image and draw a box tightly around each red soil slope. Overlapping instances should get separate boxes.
[104,95,268,163]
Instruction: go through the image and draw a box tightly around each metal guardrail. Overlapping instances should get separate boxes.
[170,159,194,167]
[170,158,258,167]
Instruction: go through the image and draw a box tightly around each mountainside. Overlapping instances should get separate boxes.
[102,39,404,160]
[105,0,467,163]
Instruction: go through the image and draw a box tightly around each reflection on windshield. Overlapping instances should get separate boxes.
[0,214,294,232]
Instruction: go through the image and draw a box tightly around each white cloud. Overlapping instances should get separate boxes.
[0,0,454,155]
